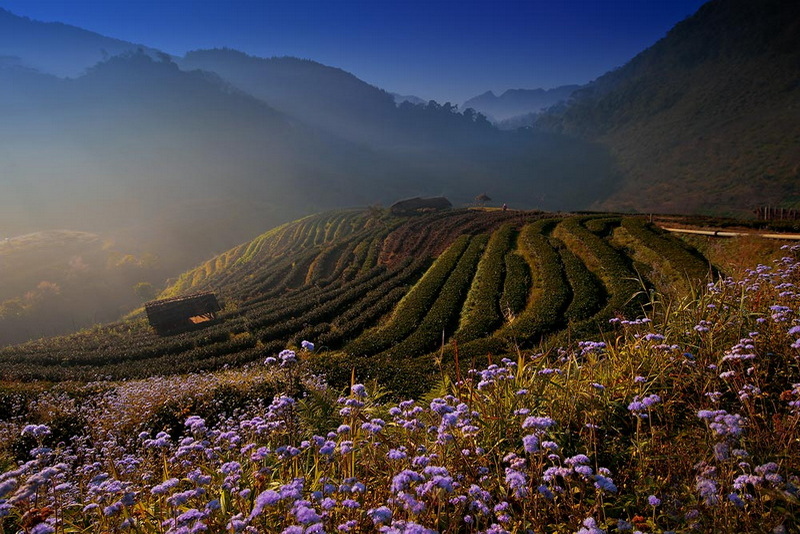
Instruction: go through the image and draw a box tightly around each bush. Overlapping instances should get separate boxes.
[497,221,569,345]
[455,225,513,342]
[620,217,713,286]
[345,235,471,356]
[500,250,530,316]
[380,234,488,359]
[555,237,605,322]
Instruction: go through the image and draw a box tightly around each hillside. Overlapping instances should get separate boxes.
[2,215,800,534]
[534,0,800,215]
[0,51,426,266]
[180,49,400,146]
[0,208,717,396]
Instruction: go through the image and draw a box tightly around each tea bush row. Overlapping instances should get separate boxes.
[620,217,712,284]
[500,249,530,316]
[379,234,488,359]
[497,221,569,345]
[455,224,514,342]
[555,238,605,323]
[552,218,648,339]
[252,264,415,344]
[345,235,471,356]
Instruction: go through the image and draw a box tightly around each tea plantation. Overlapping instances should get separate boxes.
[0,208,712,395]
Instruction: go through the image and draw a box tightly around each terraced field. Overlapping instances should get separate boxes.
[0,209,715,394]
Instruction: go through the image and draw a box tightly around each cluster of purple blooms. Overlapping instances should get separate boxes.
[0,353,624,534]
[4,246,800,532]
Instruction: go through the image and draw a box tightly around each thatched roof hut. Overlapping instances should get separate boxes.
[389,196,452,215]
[145,291,221,336]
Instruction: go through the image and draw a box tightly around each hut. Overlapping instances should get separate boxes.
[145,291,222,336]
[389,196,452,215]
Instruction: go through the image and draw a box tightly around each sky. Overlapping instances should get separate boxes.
[0,0,709,103]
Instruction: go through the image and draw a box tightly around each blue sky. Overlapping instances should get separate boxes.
[1,0,708,103]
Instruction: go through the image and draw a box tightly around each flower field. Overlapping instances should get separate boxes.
[1,238,800,532]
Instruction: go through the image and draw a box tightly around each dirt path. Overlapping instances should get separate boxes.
[660,226,800,241]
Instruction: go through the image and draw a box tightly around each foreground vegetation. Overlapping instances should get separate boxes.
[1,241,799,532]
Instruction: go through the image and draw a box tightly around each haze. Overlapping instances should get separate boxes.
[3,0,797,344]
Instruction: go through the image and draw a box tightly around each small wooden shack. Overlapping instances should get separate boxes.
[389,196,452,215]
[145,292,222,336]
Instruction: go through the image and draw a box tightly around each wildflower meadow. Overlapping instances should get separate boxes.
[2,243,800,533]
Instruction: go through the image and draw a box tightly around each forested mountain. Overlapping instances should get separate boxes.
[1,45,619,264]
[463,86,580,122]
[533,0,800,215]
[0,42,618,342]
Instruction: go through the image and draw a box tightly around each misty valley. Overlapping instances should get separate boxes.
[1,1,800,533]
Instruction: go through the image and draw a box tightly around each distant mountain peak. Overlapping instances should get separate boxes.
[463,85,579,121]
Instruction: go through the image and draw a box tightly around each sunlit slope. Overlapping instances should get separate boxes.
[0,231,161,346]
[0,209,714,383]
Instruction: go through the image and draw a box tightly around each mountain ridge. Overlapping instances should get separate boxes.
[532,0,800,215]
[462,85,580,122]
[0,7,161,77]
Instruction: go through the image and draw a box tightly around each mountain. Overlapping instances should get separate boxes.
[0,7,160,76]
[177,48,619,208]
[463,86,580,122]
[392,93,428,106]
[533,0,800,216]
[1,39,621,260]
[0,51,424,268]
[180,49,401,146]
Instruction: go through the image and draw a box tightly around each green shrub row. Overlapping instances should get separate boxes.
[554,238,605,323]
[496,221,569,345]
[553,218,647,332]
[322,212,349,244]
[253,263,421,344]
[0,334,271,382]
[316,286,410,348]
[454,225,513,342]
[358,234,384,275]
[299,219,322,250]
[304,240,353,285]
[620,217,712,284]
[499,250,530,316]
[247,263,397,335]
[583,216,621,236]
[280,258,426,349]
[379,234,488,359]
[345,235,471,356]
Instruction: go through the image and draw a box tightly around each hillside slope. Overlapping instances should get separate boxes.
[0,208,715,396]
[534,0,800,215]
